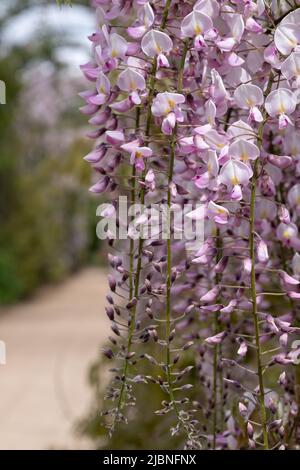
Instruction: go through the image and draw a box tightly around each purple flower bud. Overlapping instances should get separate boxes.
[200,286,219,303]
[108,274,117,292]
[102,348,114,359]
[280,270,300,286]
[105,306,115,321]
[247,422,253,438]
[205,331,226,345]
[237,341,247,357]
[279,333,288,347]
[126,297,137,309]
[238,402,248,417]
[278,205,291,224]
[111,323,121,336]
[215,256,229,274]
[89,176,110,193]
[278,371,287,386]
[257,239,269,263]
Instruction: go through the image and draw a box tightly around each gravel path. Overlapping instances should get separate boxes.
[0,267,109,450]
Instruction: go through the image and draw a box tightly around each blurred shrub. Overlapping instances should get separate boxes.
[0,142,98,302]
[0,10,99,304]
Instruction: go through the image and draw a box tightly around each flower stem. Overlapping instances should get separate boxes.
[212,109,233,448]
[249,71,274,450]
[212,229,222,449]
[165,39,189,415]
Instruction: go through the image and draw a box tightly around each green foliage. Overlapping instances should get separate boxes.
[56,0,73,5]
[0,137,98,303]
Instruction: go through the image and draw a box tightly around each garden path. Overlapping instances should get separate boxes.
[0,267,109,450]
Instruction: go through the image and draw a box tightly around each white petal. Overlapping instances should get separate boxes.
[288,183,300,207]
[234,83,263,108]
[227,120,256,142]
[275,23,300,56]
[281,52,300,80]
[110,33,128,59]
[96,72,110,95]
[229,139,260,162]
[141,2,154,27]
[181,10,213,38]
[194,0,220,18]
[265,88,297,117]
[141,30,173,57]
[118,68,146,91]
[219,159,253,187]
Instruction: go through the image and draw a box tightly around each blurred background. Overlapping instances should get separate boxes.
[0,0,111,450]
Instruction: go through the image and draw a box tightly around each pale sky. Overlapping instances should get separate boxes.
[2,3,95,72]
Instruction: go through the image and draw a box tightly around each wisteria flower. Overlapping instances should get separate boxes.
[233,84,264,122]
[276,222,300,248]
[288,183,300,215]
[228,138,260,162]
[141,29,172,67]
[127,2,154,39]
[207,200,229,225]
[121,140,153,171]
[219,159,253,200]
[281,52,300,87]
[117,67,146,105]
[151,92,185,135]
[87,72,111,105]
[193,149,219,189]
[216,9,244,52]
[274,20,300,56]
[181,10,213,50]
[81,0,300,451]
[265,88,297,129]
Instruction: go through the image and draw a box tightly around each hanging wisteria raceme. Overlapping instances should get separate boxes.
[80,0,300,450]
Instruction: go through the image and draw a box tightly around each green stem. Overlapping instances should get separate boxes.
[212,110,232,448]
[250,162,269,449]
[161,0,171,29]
[165,39,189,415]
[212,230,222,449]
[249,72,274,450]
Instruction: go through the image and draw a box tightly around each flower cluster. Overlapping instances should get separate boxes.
[81,0,300,450]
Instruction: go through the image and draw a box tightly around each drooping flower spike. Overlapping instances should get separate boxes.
[80,0,300,451]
